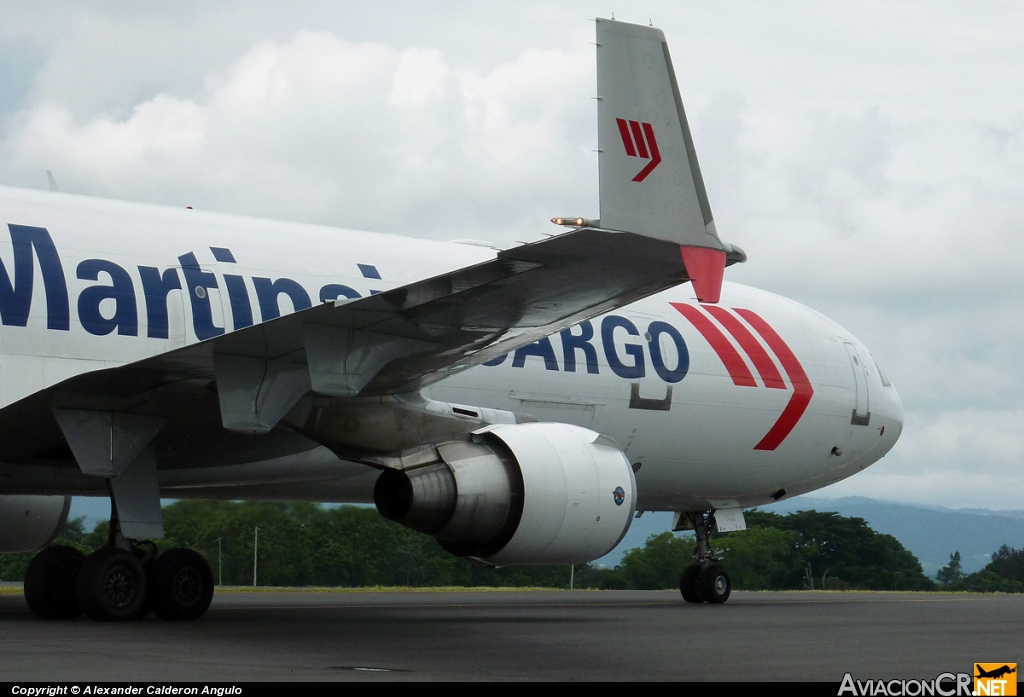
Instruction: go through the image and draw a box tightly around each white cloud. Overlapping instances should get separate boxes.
[389,48,448,109]
[2,27,595,240]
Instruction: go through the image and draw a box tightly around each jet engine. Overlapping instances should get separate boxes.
[374,423,636,565]
[0,495,72,553]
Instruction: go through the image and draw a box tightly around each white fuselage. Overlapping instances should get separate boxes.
[0,186,903,511]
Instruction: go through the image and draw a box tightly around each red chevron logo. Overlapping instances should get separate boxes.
[672,303,814,451]
[615,118,662,182]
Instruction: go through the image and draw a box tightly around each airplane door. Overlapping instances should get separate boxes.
[843,342,870,425]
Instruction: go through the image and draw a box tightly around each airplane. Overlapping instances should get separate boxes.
[0,18,902,621]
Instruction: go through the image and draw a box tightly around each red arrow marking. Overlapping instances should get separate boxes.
[629,120,649,158]
[734,308,814,451]
[616,118,637,157]
[615,118,663,182]
[671,303,756,387]
[703,305,786,389]
[632,122,662,182]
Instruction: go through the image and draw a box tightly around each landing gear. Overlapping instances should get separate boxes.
[76,546,149,621]
[148,548,214,621]
[678,511,732,604]
[24,504,213,621]
[700,564,731,604]
[25,543,214,622]
[24,545,86,619]
[679,563,703,603]
[26,417,214,621]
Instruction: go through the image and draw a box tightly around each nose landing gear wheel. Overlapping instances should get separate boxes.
[679,563,704,603]
[24,545,86,619]
[700,564,731,604]
[75,547,149,621]
[149,548,214,621]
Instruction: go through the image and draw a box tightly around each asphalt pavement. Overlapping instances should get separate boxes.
[0,589,1020,681]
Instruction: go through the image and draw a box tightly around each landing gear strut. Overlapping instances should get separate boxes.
[23,500,214,621]
[678,511,732,604]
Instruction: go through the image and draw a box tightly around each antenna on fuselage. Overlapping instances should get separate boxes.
[46,170,59,193]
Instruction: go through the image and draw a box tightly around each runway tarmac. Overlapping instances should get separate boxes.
[0,589,1020,681]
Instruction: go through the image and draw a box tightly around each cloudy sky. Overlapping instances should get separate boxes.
[2,1,1022,510]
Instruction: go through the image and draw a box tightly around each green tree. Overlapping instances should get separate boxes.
[744,510,934,591]
[936,551,964,585]
[559,510,935,592]
[945,545,1024,593]
[715,526,802,590]
[987,545,1024,583]
[614,532,693,589]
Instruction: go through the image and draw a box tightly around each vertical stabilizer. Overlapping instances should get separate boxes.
[596,19,727,302]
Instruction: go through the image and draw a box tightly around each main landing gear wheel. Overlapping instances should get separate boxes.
[75,547,149,621]
[24,545,86,619]
[676,510,733,605]
[679,563,703,603]
[148,548,214,621]
[700,564,731,604]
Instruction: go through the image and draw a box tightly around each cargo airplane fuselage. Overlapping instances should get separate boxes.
[0,185,903,512]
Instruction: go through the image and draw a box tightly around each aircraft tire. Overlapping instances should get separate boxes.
[24,545,85,619]
[700,564,731,604]
[76,547,149,621]
[134,551,156,620]
[149,548,214,621]
[679,563,704,603]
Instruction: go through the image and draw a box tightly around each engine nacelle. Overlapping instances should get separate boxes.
[0,495,72,553]
[374,423,636,565]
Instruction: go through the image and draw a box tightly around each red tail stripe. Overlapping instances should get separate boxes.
[703,305,786,389]
[734,308,814,451]
[616,118,637,157]
[671,303,756,387]
[632,122,663,183]
[629,120,649,158]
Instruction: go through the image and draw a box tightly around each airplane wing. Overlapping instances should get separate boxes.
[0,224,742,441]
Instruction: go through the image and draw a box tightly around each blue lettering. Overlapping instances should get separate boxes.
[210,247,236,263]
[357,264,381,280]
[223,275,253,330]
[601,315,645,379]
[647,320,689,383]
[253,277,312,321]
[77,259,138,336]
[512,337,559,371]
[560,321,599,374]
[210,247,253,331]
[138,266,181,339]
[319,284,361,303]
[178,253,223,340]
[0,225,69,330]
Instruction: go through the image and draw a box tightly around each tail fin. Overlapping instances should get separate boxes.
[596,18,730,302]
